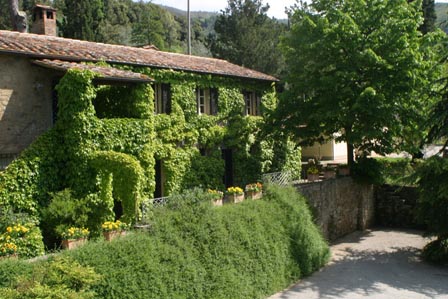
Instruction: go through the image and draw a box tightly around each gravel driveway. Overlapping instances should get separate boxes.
[269,229,448,299]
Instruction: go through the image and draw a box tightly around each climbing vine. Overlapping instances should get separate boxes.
[0,66,301,248]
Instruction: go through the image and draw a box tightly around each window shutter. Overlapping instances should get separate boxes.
[210,88,219,115]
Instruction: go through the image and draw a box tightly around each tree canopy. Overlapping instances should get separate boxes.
[278,0,442,165]
[209,0,286,77]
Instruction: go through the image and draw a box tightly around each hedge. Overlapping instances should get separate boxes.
[0,186,329,299]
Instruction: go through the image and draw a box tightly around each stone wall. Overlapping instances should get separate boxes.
[296,177,375,241]
[375,184,423,229]
[0,54,55,168]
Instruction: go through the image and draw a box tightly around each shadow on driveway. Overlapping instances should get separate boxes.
[269,229,448,299]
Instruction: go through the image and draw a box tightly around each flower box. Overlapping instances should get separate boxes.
[246,190,262,200]
[224,193,245,204]
[61,238,87,250]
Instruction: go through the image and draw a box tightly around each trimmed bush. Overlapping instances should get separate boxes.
[0,186,329,298]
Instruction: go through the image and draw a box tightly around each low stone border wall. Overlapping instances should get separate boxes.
[295,177,375,241]
[375,184,423,229]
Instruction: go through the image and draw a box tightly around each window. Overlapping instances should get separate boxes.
[153,83,171,114]
[196,88,219,115]
[46,11,54,19]
[197,88,207,114]
[244,91,261,116]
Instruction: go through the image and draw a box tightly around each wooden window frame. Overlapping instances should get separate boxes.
[196,88,219,115]
[244,91,261,116]
[153,83,171,114]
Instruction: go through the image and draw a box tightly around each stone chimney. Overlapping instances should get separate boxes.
[30,4,57,36]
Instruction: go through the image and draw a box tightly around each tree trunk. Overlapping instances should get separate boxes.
[347,142,354,170]
[10,0,19,31]
[9,0,27,33]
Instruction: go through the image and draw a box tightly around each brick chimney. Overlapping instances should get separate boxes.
[30,4,57,36]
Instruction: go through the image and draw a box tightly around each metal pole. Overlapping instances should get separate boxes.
[187,0,191,55]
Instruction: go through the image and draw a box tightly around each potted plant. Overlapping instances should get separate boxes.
[102,220,129,241]
[245,182,263,200]
[307,165,320,182]
[207,189,224,206]
[225,186,245,204]
[61,227,89,250]
[338,164,350,176]
[323,165,337,179]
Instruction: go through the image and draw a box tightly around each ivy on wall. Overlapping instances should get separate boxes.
[0,66,301,247]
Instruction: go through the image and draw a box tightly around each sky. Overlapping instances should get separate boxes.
[150,0,298,19]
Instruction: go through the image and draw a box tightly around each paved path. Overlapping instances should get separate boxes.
[269,229,448,299]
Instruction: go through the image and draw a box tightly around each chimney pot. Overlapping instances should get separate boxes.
[30,4,57,36]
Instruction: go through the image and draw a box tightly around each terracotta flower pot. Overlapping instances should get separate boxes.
[212,197,223,206]
[62,238,87,250]
[103,231,121,241]
[246,190,262,200]
[324,170,336,179]
[307,173,320,182]
[224,193,245,204]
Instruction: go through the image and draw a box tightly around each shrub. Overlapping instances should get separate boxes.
[0,211,44,258]
[415,157,448,264]
[0,256,100,298]
[0,186,329,298]
[374,157,417,185]
[70,185,328,298]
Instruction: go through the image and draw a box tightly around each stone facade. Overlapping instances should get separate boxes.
[0,54,55,167]
[296,177,375,241]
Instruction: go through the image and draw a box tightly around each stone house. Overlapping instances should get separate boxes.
[0,5,301,205]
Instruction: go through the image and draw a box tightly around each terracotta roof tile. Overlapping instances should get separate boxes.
[0,30,278,82]
[32,59,153,83]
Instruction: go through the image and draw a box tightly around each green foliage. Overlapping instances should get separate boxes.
[413,156,448,263]
[0,256,100,299]
[60,0,105,41]
[209,0,287,77]
[421,238,448,265]
[374,158,417,185]
[419,0,437,34]
[0,131,61,216]
[415,157,448,237]
[91,151,144,223]
[279,0,443,164]
[0,213,44,258]
[41,189,112,246]
[1,66,300,249]
[94,84,153,119]
[352,157,384,185]
[46,186,327,299]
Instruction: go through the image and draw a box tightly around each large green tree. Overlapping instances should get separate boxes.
[278,0,441,166]
[60,0,104,41]
[209,0,286,77]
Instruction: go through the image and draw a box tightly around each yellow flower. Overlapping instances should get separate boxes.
[6,227,12,233]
